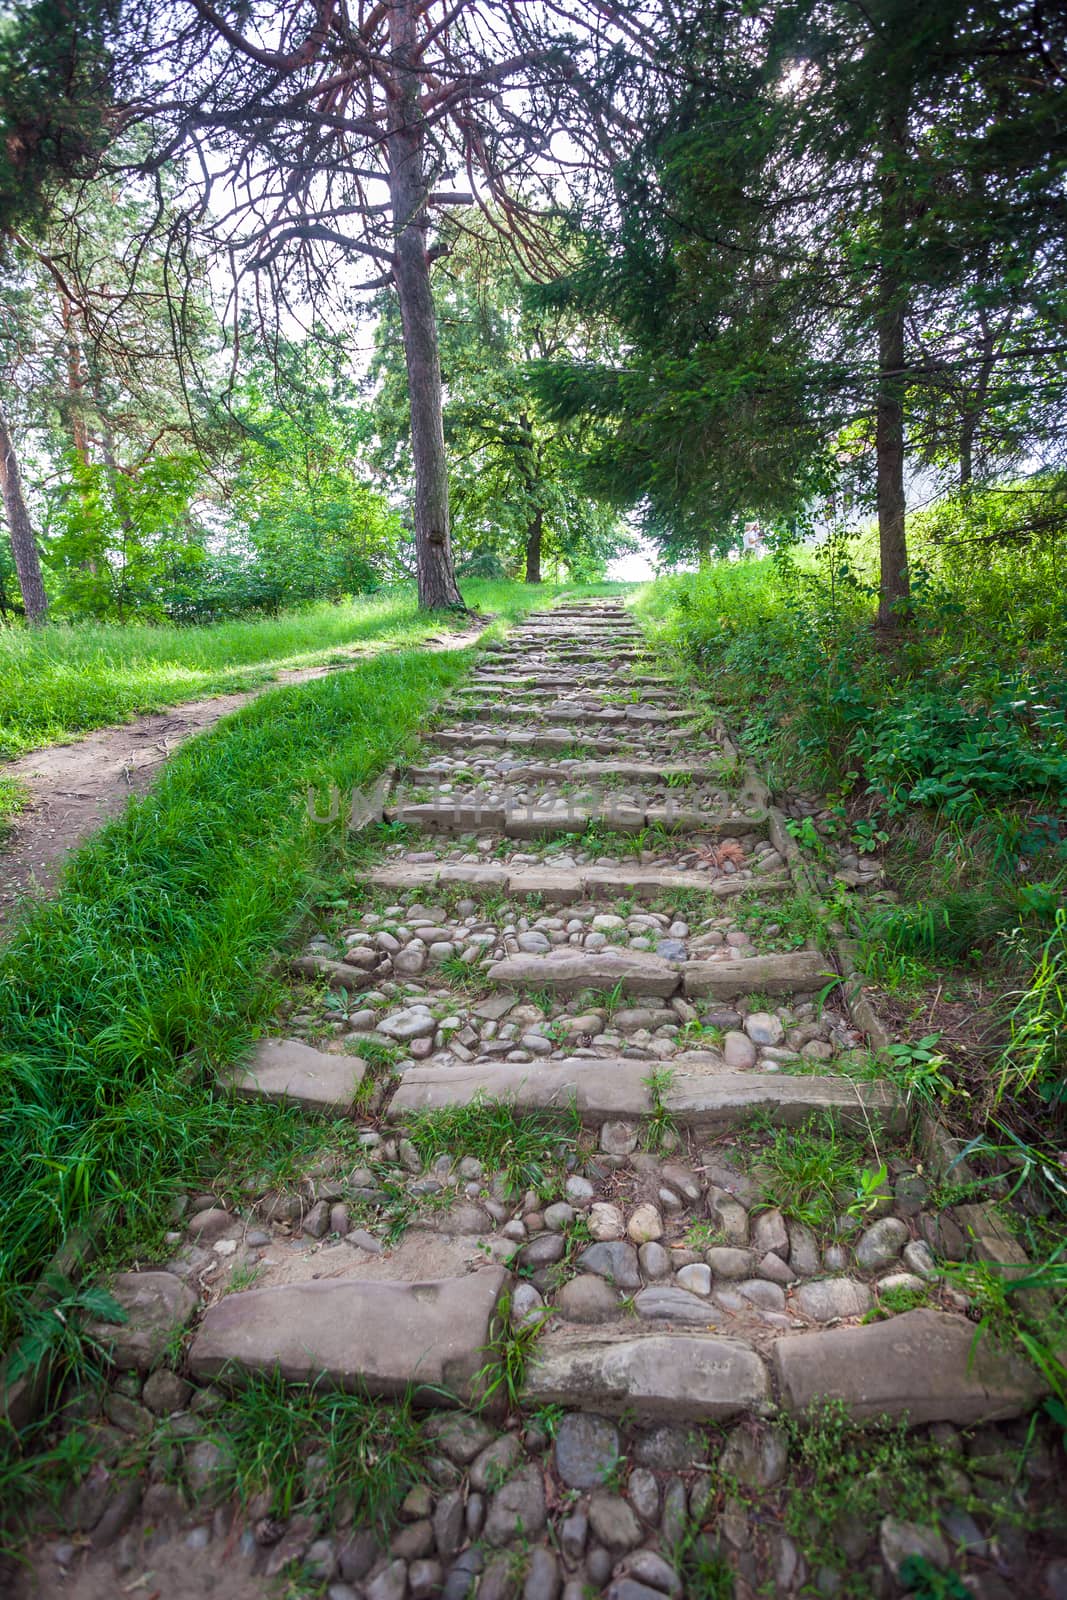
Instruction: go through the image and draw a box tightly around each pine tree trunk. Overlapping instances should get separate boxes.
[958,423,973,489]
[61,294,91,466]
[875,298,909,626]
[0,404,48,624]
[525,507,543,583]
[386,2,464,613]
[875,89,911,630]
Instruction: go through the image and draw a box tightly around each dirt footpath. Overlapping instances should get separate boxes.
[0,628,482,932]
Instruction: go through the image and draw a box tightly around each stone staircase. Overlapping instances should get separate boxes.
[141,599,1037,1425]
[78,598,1052,1600]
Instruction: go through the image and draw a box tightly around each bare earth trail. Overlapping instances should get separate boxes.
[0,626,483,929]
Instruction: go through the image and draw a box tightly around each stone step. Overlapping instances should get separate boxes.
[402,761,729,784]
[485,947,683,996]
[518,629,643,640]
[366,860,788,902]
[429,730,659,754]
[771,1308,1047,1425]
[467,675,673,689]
[682,950,832,999]
[484,948,825,1000]
[387,801,763,840]
[386,1059,906,1132]
[521,1309,1044,1427]
[222,1038,368,1115]
[445,704,692,727]
[522,1333,770,1421]
[454,685,678,703]
[503,650,651,663]
[185,1277,1041,1432]
[188,1268,510,1404]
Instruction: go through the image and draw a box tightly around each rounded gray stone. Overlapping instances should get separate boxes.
[793,1277,872,1322]
[565,1176,595,1206]
[758,1251,796,1285]
[470,1434,524,1492]
[555,1275,621,1323]
[633,1424,709,1471]
[879,1517,949,1574]
[736,1278,786,1311]
[618,1550,682,1596]
[523,1546,560,1600]
[787,1223,820,1277]
[634,1286,721,1324]
[856,1217,909,1271]
[705,1246,756,1279]
[484,1465,547,1547]
[752,1208,789,1258]
[578,1241,642,1289]
[626,1467,661,1524]
[587,1492,643,1551]
[720,1423,789,1488]
[638,1241,670,1280]
[520,1234,566,1269]
[555,1413,621,1490]
[675,1263,711,1296]
[744,1011,784,1046]
[511,1281,547,1330]
[723,1031,757,1069]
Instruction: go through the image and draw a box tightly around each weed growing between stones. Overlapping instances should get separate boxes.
[735,886,840,953]
[641,1065,678,1153]
[939,1254,1067,1409]
[404,1098,583,1202]
[195,1374,426,1528]
[744,1113,882,1232]
[780,1403,963,1587]
[471,1291,552,1414]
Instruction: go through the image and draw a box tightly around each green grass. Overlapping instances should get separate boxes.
[0,775,27,834]
[0,642,473,1365]
[748,1115,877,1231]
[0,579,617,759]
[204,1374,429,1525]
[403,1097,582,1201]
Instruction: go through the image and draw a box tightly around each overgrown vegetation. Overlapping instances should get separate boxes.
[639,505,1066,1149]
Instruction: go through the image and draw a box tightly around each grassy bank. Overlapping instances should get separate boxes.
[637,520,1066,1252]
[0,579,626,762]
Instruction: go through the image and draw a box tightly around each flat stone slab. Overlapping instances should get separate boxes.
[188,1268,510,1404]
[388,1059,657,1120]
[86,1271,198,1373]
[226,1039,367,1115]
[504,806,648,839]
[487,949,682,998]
[773,1309,1047,1425]
[684,951,832,998]
[422,762,718,783]
[524,1334,770,1420]
[390,802,507,832]
[367,862,746,903]
[431,730,636,753]
[386,1061,904,1131]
